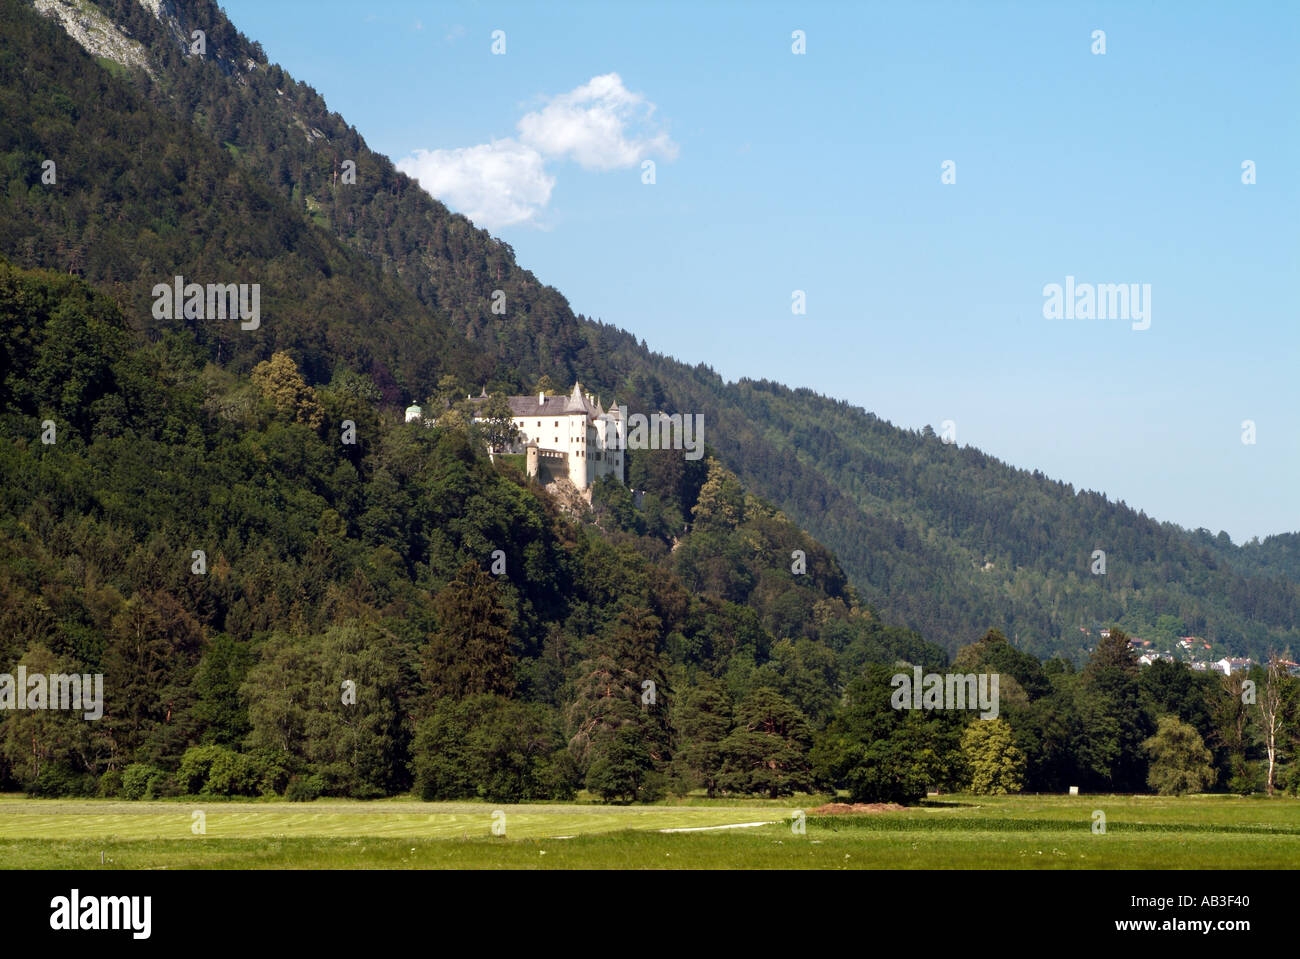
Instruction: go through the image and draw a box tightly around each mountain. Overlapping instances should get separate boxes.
[7,0,1298,664]
[5,0,1297,803]
[3,0,962,802]
[1190,529,1300,585]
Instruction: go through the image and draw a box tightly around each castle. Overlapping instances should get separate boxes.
[407,382,625,491]
[500,383,625,490]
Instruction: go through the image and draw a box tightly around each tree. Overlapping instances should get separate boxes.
[1143,715,1215,795]
[0,644,104,791]
[1139,659,1214,741]
[303,623,411,797]
[760,637,841,729]
[430,373,463,411]
[1256,654,1295,797]
[191,635,254,748]
[690,457,745,532]
[474,391,520,452]
[954,628,1052,699]
[102,590,204,767]
[586,725,656,803]
[565,654,641,770]
[961,719,1026,794]
[1085,627,1140,677]
[419,563,516,705]
[1209,670,1253,793]
[178,744,259,796]
[467,698,570,802]
[606,604,667,699]
[412,694,568,802]
[718,688,813,798]
[1076,626,1151,791]
[672,681,732,797]
[812,665,963,804]
[249,351,325,430]
[242,624,411,797]
[433,406,470,436]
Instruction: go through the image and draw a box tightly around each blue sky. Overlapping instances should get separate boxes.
[220,0,1298,543]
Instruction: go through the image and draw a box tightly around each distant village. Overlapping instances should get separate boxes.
[1078,626,1300,676]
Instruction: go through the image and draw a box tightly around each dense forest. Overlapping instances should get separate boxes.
[0,258,938,800]
[0,0,1297,803]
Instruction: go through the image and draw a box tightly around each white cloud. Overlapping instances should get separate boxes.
[517,73,677,170]
[396,139,554,229]
[397,74,675,229]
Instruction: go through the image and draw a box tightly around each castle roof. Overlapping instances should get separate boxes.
[503,381,605,419]
[505,393,580,417]
[565,381,603,415]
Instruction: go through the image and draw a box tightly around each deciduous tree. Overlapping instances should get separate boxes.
[1143,715,1215,795]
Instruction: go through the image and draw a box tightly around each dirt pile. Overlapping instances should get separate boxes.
[806,802,907,815]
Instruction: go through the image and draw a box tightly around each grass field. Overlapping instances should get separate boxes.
[1,793,1298,869]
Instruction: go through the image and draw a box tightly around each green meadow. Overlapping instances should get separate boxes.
[1,793,1298,869]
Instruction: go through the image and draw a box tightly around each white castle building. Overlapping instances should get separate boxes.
[501,383,625,490]
[407,383,625,490]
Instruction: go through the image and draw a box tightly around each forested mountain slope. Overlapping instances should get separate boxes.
[0,257,946,798]
[6,0,1297,661]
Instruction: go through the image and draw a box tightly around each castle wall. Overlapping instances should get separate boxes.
[497,386,625,490]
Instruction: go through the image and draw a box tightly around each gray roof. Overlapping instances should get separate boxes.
[506,393,583,417]
[505,382,605,419]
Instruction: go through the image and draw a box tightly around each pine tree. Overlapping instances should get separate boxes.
[718,688,813,798]
[564,654,640,768]
[419,562,516,706]
[672,681,732,797]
